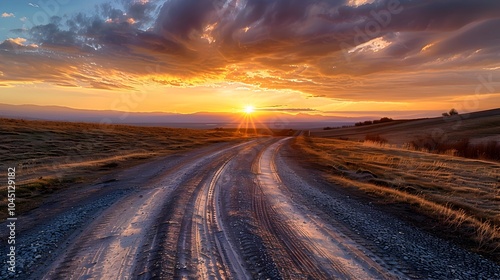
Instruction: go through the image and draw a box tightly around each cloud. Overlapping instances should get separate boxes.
[2,12,15,18]
[7,37,26,45]
[0,37,39,51]
[28,3,40,8]
[256,108,318,112]
[0,0,499,104]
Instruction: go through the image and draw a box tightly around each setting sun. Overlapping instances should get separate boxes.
[244,106,255,114]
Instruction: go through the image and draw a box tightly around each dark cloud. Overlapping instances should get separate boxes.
[388,0,500,32]
[154,0,218,42]
[30,22,77,46]
[427,19,500,56]
[0,0,499,102]
[127,2,157,26]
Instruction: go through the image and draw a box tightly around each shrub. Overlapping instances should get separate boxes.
[365,134,388,144]
[410,134,445,151]
[470,140,500,161]
[442,109,458,117]
[355,118,393,126]
[410,135,500,161]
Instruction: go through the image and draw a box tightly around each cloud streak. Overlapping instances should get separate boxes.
[0,0,499,105]
[256,107,318,113]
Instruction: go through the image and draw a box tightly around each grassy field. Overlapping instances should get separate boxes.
[312,108,500,146]
[294,136,500,261]
[0,118,245,218]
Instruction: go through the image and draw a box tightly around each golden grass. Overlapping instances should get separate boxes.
[0,118,245,218]
[294,136,500,258]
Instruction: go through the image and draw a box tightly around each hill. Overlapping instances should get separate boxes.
[0,103,356,129]
[311,108,500,145]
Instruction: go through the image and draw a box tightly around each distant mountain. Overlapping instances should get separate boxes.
[0,103,359,128]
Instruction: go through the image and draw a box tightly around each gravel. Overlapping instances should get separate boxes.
[0,188,129,279]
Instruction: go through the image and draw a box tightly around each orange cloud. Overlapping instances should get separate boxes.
[0,0,499,110]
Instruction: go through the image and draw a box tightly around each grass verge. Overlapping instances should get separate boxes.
[293,136,500,262]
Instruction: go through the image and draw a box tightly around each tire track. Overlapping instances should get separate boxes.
[254,137,396,279]
[251,139,328,278]
[139,140,263,279]
[41,141,256,280]
[208,155,252,280]
[216,138,284,279]
[190,158,228,279]
[190,141,265,279]
[252,168,332,279]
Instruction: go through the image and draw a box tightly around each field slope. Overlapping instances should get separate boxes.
[312,108,500,145]
[0,118,241,218]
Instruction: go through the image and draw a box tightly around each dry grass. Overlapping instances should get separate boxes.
[294,136,500,260]
[0,118,244,218]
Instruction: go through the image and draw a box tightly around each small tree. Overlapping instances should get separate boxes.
[449,108,458,115]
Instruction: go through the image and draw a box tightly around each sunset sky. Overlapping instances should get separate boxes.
[1,0,499,117]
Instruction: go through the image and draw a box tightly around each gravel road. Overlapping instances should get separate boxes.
[1,137,499,279]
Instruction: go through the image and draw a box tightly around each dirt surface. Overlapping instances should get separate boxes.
[1,137,500,279]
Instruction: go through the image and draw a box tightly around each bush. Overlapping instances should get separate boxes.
[442,109,458,117]
[365,134,388,144]
[410,135,500,161]
[355,117,393,127]
[470,140,500,161]
[410,134,445,151]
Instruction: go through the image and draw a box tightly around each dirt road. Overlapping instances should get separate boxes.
[2,137,500,279]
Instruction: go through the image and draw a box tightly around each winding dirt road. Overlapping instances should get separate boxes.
[3,137,500,279]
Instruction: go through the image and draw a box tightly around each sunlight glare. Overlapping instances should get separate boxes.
[244,105,255,114]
